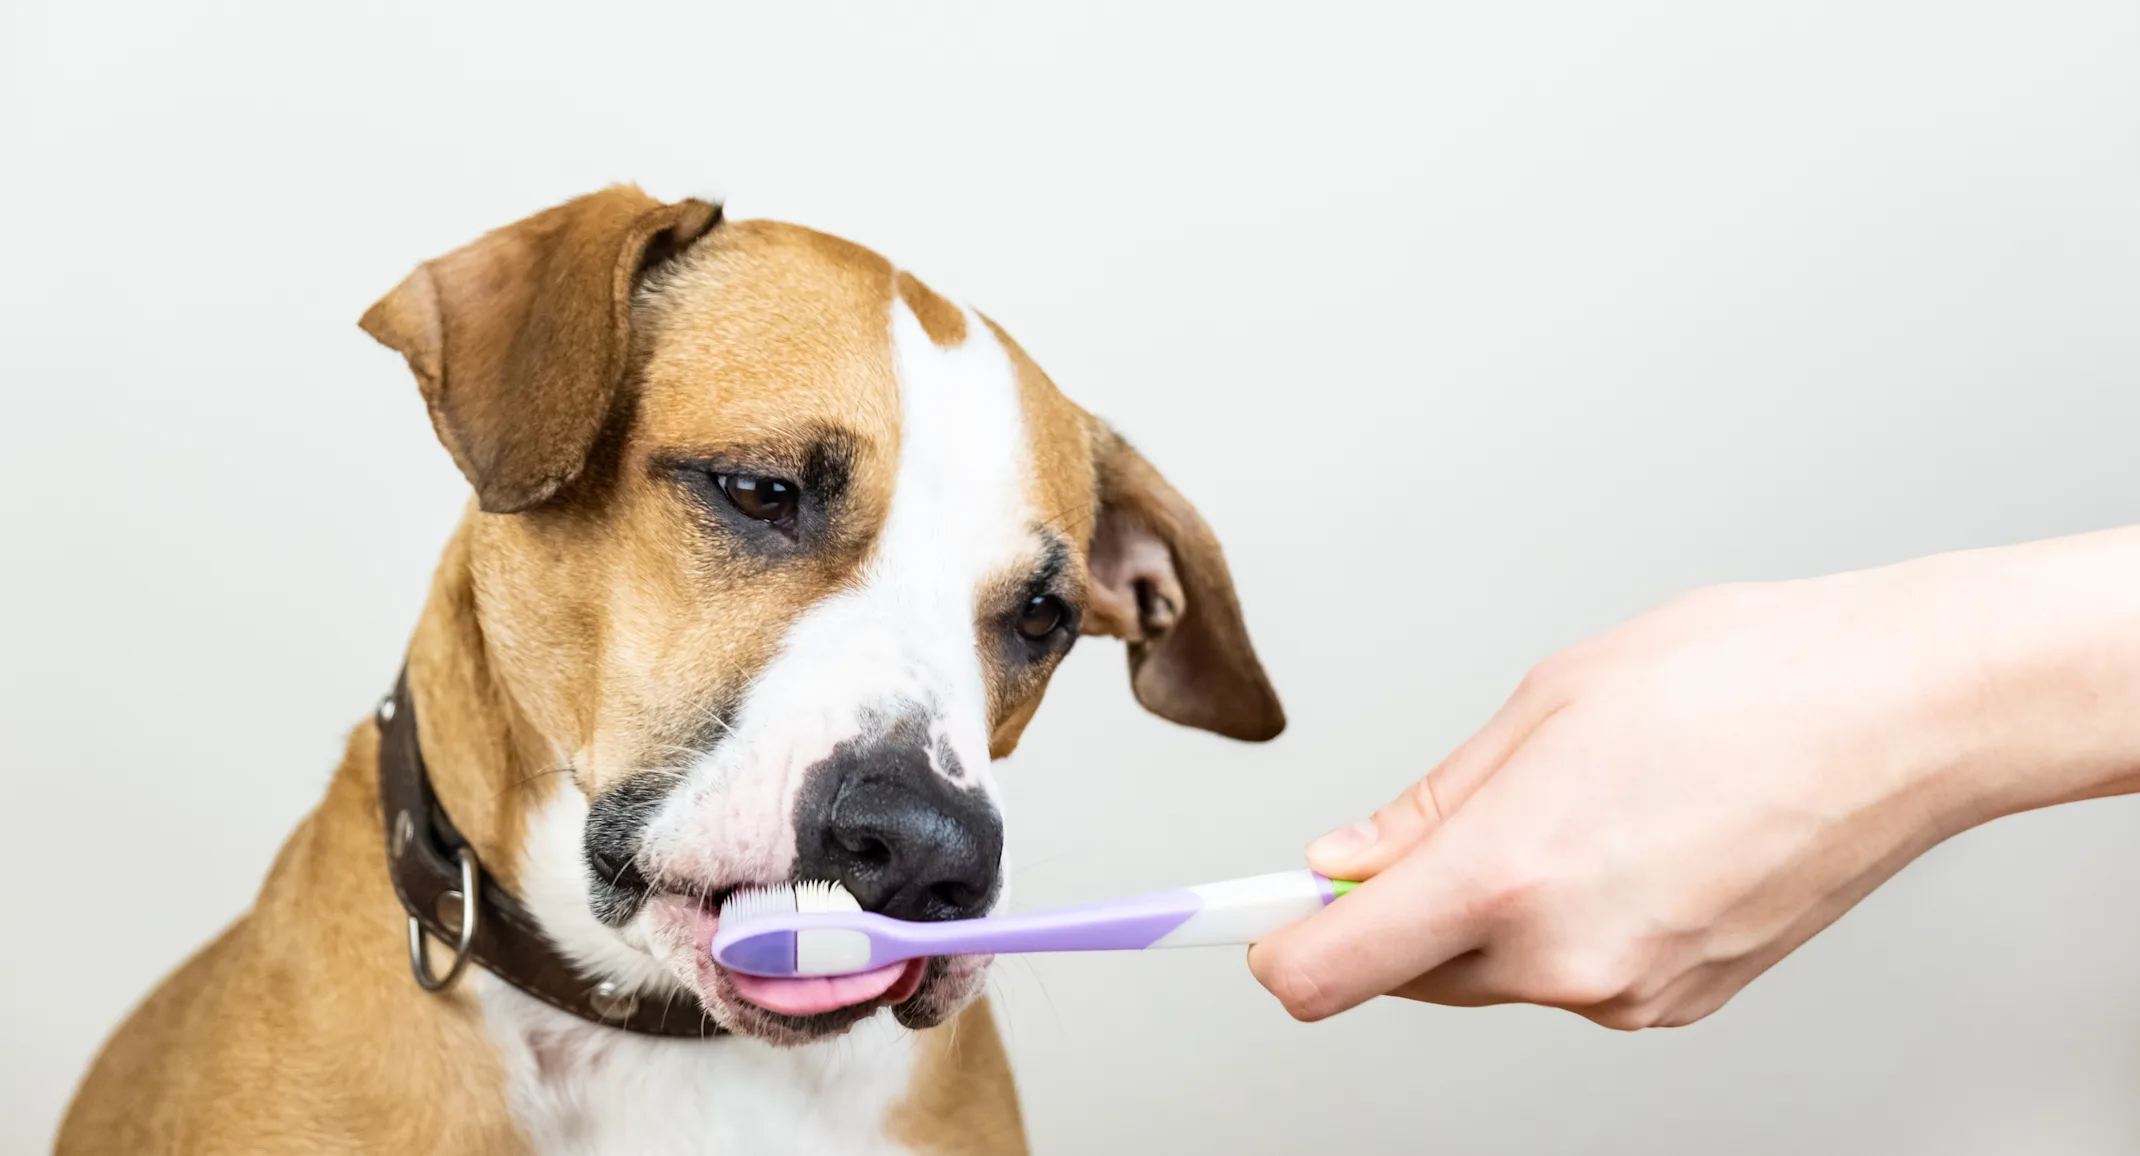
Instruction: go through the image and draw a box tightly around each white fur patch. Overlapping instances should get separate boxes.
[520,785,678,994]
[477,970,924,1155]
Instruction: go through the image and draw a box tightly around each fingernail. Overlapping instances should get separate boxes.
[1306,819,1378,862]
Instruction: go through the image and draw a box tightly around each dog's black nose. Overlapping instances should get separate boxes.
[793,726,1002,922]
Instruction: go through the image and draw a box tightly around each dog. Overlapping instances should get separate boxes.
[56,186,1284,1155]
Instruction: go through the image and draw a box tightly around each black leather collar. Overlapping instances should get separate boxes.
[375,669,720,1038]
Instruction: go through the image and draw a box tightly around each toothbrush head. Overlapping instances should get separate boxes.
[713,879,885,977]
[720,879,859,923]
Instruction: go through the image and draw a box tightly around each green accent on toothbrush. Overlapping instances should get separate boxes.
[1331,879,1359,898]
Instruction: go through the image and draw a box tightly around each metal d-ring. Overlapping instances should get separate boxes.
[409,847,479,992]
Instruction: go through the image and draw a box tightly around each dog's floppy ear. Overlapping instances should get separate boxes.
[1083,427,1285,742]
[360,186,722,513]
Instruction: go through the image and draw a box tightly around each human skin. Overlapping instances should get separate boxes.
[1248,528,2140,1030]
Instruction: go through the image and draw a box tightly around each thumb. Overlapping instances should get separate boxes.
[1303,693,1541,881]
[1301,780,1437,882]
[1250,822,1487,1021]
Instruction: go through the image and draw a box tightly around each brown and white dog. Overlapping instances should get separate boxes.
[57,187,1282,1155]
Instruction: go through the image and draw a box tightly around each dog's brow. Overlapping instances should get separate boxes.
[798,427,860,505]
[1023,533,1074,595]
[1015,504,1098,609]
[647,423,865,495]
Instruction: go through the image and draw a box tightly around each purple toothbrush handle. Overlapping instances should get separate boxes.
[856,889,1201,967]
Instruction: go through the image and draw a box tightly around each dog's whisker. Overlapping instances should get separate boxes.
[998,954,1064,1040]
[643,741,714,760]
[494,764,577,805]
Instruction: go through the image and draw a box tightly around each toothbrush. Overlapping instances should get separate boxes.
[711,870,1359,978]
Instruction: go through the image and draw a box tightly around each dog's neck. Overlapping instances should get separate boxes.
[401,515,553,898]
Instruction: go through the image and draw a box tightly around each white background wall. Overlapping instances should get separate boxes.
[4,2,2138,1152]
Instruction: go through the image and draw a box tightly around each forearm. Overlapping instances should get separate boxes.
[1880,526,2140,823]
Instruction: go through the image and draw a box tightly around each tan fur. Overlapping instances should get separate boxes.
[887,999,1027,1154]
[895,270,969,349]
[59,189,1279,1154]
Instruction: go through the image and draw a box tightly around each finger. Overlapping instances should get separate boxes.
[1304,689,1553,882]
[1249,832,1489,1022]
[1384,950,1511,1008]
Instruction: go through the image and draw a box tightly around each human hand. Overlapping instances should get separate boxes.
[1249,534,2140,1029]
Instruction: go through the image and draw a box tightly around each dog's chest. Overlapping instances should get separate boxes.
[477,976,923,1155]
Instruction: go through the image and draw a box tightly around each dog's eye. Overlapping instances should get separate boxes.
[1015,594,1069,641]
[715,473,799,527]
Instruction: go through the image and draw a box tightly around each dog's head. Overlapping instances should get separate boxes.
[363,187,1282,1044]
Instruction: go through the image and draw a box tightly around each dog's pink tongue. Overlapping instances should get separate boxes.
[728,961,909,1017]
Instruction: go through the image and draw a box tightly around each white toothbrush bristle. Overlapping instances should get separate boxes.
[717,879,860,924]
[793,878,862,914]
[715,885,792,924]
